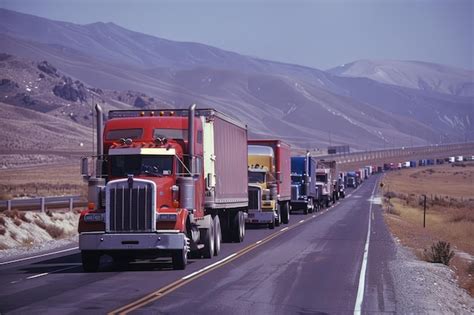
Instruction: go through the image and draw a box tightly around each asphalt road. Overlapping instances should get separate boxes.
[0,175,398,314]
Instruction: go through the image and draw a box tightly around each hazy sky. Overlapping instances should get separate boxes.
[1,0,472,70]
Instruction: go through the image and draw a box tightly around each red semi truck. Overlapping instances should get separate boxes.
[246,140,291,227]
[78,104,248,271]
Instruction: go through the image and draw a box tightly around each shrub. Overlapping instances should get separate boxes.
[424,241,455,266]
[384,191,397,199]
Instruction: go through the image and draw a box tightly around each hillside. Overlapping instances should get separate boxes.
[0,8,473,150]
[328,59,474,97]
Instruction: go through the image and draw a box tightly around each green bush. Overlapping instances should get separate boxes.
[425,241,455,266]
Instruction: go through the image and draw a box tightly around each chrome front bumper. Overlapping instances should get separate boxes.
[79,232,186,251]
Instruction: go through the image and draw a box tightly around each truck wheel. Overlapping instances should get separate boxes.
[201,223,215,259]
[281,202,290,224]
[239,211,245,241]
[275,206,281,227]
[268,219,275,229]
[213,215,221,256]
[81,251,100,272]
[172,248,187,270]
[232,211,244,243]
[325,198,330,208]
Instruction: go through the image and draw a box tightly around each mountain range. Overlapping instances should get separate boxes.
[0,8,473,152]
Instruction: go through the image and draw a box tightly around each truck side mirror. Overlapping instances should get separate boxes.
[81,157,89,179]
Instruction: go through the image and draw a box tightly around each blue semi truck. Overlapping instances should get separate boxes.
[290,153,319,214]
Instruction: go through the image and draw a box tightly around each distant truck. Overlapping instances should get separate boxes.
[78,105,248,271]
[346,171,358,188]
[316,160,337,207]
[247,140,291,228]
[290,153,318,214]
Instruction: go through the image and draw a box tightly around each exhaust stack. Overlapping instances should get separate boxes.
[95,104,103,176]
[187,104,196,174]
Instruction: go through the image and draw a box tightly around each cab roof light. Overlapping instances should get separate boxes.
[159,111,165,116]
[140,111,145,116]
[150,111,155,116]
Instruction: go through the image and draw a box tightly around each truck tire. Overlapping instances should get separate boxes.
[201,223,215,259]
[281,202,290,224]
[308,198,314,214]
[213,215,221,256]
[268,219,275,229]
[232,211,244,243]
[81,251,100,272]
[239,211,245,241]
[172,248,187,270]
[275,205,281,227]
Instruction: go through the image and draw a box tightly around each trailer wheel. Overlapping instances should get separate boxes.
[172,248,187,270]
[201,223,215,259]
[239,211,245,241]
[81,251,100,272]
[281,202,290,224]
[232,211,244,243]
[213,215,221,256]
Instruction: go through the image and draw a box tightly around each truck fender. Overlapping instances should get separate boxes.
[195,214,213,230]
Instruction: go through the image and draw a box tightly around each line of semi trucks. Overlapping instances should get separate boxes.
[77,105,468,271]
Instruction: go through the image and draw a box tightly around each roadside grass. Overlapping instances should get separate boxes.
[0,209,80,250]
[383,163,474,296]
[0,162,86,198]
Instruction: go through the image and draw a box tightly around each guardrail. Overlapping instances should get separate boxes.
[0,195,87,212]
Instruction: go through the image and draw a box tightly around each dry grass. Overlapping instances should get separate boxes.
[383,163,474,296]
[0,162,86,197]
[0,209,79,250]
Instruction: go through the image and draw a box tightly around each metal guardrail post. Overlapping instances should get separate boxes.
[40,197,45,212]
[69,198,74,211]
[7,200,11,211]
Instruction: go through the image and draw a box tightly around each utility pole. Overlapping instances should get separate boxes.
[423,194,427,228]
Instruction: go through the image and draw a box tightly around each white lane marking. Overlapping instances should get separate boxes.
[0,247,79,266]
[255,240,262,244]
[27,273,48,279]
[299,220,305,223]
[181,253,237,281]
[281,227,289,232]
[354,180,378,315]
[347,194,352,197]
[312,215,316,218]
[17,265,79,283]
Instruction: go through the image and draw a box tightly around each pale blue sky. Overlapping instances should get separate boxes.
[1,0,472,70]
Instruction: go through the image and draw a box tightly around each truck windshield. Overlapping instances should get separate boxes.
[110,155,173,177]
[248,171,266,183]
[291,175,302,184]
[316,174,327,182]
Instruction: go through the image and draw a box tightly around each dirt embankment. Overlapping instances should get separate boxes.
[382,162,474,296]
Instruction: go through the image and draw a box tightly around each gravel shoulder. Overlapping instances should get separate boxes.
[391,237,474,314]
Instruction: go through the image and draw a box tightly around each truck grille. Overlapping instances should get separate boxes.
[106,178,156,233]
[248,186,261,210]
[291,185,299,200]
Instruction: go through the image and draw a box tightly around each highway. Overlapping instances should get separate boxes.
[0,175,397,314]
